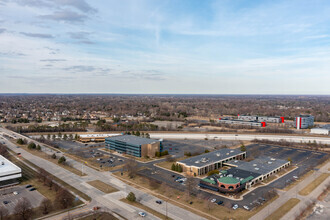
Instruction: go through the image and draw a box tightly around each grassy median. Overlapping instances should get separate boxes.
[265,198,300,220]
[299,173,330,196]
[87,180,119,194]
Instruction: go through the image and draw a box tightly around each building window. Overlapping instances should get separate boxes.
[228,186,234,190]
[220,185,225,188]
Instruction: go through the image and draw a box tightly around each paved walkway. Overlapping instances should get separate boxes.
[250,161,330,220]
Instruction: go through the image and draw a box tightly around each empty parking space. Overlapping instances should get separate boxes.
[0,185,45,214]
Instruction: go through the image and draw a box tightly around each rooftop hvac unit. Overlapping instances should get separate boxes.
[255,168,260,170]
[268,162,272,164]
[210,178,214,181]
[216,153,221,157]
[228,174,233,177]
[226,153,229,155]
[195,161,200,164]
[271,158,276,161]
[1,161,4,165]
[230,150,234,153]
[253,164,257,166]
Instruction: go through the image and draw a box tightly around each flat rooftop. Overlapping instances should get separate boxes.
[178,148,244,168]
[0,155,21,177]
[80,134,121,138]
[105,135,160,145]
[226,156,289,175]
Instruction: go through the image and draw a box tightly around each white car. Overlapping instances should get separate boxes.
[232,204,238,210]
[243,205,250,210]
[13,191,19,195]
[293,176,298,179]
[138,212,146,217]
[211,198,217,203]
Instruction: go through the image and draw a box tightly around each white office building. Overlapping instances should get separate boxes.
[0,155,22,187]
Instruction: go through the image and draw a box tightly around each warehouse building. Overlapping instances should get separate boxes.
[105,135,162,158]
[217,118,266,127]
[294,115,314,129]
[0,155,22,188]
[199,156,290,193]
[238,115,284,123]
[79,133,120,142]
[177,148,246,176]
[310,124,330,135]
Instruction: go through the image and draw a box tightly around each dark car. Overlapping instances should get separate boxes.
[217,201,224,205]
[25,184,32,188]
[156,200,162,204]
[172,175,176,178]
[3,201,10,204]
[29,188,36,191]
[189,201,193,205]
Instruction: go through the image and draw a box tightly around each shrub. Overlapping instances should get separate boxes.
[51,153,56,159]
[240,145,246,152]
[126,192,136,202]
[17,138,25,145]
[205,149,210,153]
[28,142,36,149]
[58,156,66,164]
[36,145,41,151]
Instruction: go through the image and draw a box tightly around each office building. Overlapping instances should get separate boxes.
[177,148,246,176]
[218,118,266,127]
[310,124,330,135]
[238,115,284,123]
[105,135,162,158]
[294,115,314,129]
[199,156,290,193]
[0,155,22,188]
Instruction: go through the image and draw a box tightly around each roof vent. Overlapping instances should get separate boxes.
[230,150,234,153]
[1,161,4,165]
[228,174,233,177]
[253,164,257,166]
[226,153,229,155]
[255,168,260,170]
[210,178,214,181]
[271,158,276,161]
[268,162,272,164]
[216,153,221,157]
[195,161,200,164]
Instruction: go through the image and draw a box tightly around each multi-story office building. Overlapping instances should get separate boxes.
[105,135,162,158]
[238,115,284,123]
[218,118,266,127]
[294,115,314,129]
[0,155,22,188]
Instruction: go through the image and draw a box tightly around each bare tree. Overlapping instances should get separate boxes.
[0,206,9,220]
[14,197,34,220]
[0,144,9,158]
[124,158,138,179]
[55,189,74,209]
[39,198,52,215]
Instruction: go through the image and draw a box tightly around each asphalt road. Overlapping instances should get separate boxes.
[149,133,330,145]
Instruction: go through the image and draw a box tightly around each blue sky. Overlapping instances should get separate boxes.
[0,0,330,94]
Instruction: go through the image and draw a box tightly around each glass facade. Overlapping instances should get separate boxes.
[105,139,142,157]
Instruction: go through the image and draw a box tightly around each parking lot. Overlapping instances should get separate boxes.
[0,185,45,214]
[162,139,240,158]
[137,143,329,211]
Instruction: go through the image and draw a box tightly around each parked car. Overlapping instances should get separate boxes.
[243,205,250,210]
[29,188,36,191]
[138,212,146,217]
[25,184,32,188]
[172,175,176,178]
[232,204,238,210]
[156,200,162,204]
[13,191,19,195]
[3,201,10,205]
[210,198,217,203]
[217,201,224,205]
[293,176,298,179]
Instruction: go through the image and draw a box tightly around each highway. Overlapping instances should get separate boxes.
[0,127,205,220]
[149,133,330,145]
